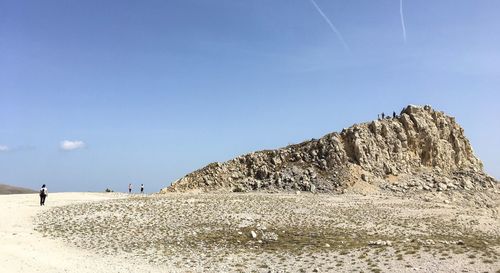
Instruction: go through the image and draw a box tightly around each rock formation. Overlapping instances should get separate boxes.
[161,105,497,193]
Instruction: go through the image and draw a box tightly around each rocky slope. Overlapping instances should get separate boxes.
[161,105,497,193]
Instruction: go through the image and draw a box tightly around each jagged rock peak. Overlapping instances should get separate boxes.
[161,105,496,193]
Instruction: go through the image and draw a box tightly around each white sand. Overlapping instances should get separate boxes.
[0,193,169,273]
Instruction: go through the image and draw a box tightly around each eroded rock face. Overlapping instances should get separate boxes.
[161,105,497,193]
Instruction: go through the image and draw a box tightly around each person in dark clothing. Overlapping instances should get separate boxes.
[128,183,132,194]
[381,112,385,119]
[393,111,396,118]
[39,184,48,206]
[140,184,144,194]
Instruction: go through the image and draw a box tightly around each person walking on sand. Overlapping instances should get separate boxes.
[140,184,144,194]
[128,183,132,194]
[39,184,48,206]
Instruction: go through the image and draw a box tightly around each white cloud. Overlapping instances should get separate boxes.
[60,140,85,151]
[0,145,9,152]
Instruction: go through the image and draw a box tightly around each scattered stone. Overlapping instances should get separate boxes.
[424,239,436,245]
[262,232,278,241]
[34,189,499,272]
[438,183,448,191]
[368,240,392,246]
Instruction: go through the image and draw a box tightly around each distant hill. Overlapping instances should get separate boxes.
[0,183,37,195]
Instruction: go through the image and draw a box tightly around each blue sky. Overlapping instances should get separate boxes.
[1,0,499,192]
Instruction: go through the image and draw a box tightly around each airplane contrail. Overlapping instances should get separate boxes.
[309,0,350,51]
[400,0,407,42]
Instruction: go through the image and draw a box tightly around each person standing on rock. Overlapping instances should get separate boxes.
[128,183,132,194]
[381,112,385,119]
[140,184,144,194]
[39,184,48,206]
[393,111,396,118]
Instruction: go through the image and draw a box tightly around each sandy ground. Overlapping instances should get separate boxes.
[0,192,169,273]
[1,191,499,273]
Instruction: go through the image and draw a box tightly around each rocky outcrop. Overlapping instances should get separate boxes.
[161,105,497,193]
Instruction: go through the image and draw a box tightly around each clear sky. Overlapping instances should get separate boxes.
[1,0,499,193]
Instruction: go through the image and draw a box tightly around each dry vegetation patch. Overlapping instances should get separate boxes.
[35,192,500,272]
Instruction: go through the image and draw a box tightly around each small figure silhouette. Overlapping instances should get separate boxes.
[39,184,48,206]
